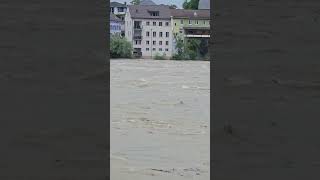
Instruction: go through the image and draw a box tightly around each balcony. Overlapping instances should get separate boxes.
[133,35,142,40]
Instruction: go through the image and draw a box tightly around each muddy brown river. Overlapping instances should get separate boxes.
[111,59,210,180]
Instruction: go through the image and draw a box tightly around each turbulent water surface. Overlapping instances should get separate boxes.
[111,59,210,180]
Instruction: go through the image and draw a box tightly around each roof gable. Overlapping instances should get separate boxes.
[128,5,171,19]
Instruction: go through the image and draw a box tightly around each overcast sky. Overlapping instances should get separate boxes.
[112,0,185,8]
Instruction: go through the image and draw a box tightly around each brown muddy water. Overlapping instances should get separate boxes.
[111,59,210,180]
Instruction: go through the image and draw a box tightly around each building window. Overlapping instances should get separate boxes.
[166,41,169,45]
[159,22,162,26]
[149,11,160,16]
[146,21,150,26]
[146,31,150,36]
[159,48,163,51]
[203,20,206,24]
[159,41,162,45]
[118,7,124,12]
[159,32,163,37]
[175,23,176,26]
[153,22,156,26]
[146,41,150,45]
[135,40,141,45]
[153,32,156,37]
[196,20,199,24]
[181,20,183,24]
[165,48,169,51]
[146,48,150,51]
[189,20,192,25]
[153,48,156,51]
[153,41,156,45]
[166,32,169,37]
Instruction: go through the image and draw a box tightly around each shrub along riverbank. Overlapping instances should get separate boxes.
[110,35,209,61]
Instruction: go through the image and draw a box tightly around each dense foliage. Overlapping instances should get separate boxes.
[110,35,132,58]
[183,0,200,10]
[171,35,209,60]
[153,52,166,60]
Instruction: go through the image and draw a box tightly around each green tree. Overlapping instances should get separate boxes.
[110,35,132,58]
[130,0,141,5]
[183,0,199,10]
[169,4,178,9]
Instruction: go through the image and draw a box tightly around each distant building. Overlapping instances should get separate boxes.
[110,2,127,20]
[125,4,173,58]
[110,14,122,36]
[198,0,210,10]
[171,9,210,39]
[170,9,210,55]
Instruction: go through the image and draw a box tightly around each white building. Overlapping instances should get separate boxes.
[111,2,127,18]
[125,4,173,58]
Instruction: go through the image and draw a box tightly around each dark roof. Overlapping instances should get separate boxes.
[110,14,122,21]
[140,0,156,5]
[198,0,210,9]
[128,5,171,19]
[110,2,127,8]
[170,9,210,20]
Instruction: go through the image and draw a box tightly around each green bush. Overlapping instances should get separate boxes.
[110,35,132,58]
[154,52,166,60]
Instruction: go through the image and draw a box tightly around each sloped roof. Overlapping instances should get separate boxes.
[110,2,127,8]
[128,5,171,19]
[110,13,122,21]
[170,9,210,20]
[140,0,156,5]
[198,0,210,10]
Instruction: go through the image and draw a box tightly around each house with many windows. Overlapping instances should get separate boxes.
[170,9,210,55]
[110,2,127,20]
[125,4,173,58]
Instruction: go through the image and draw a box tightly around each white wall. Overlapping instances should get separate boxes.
[133,19,173,57]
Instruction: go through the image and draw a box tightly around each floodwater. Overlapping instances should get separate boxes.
[111,59,210,180]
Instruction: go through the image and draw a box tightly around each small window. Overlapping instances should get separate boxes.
[189,20,192,25]
[175,23,177,26]
[146,21,150,26]
[153,22,156,26]
[153,48,156,51]
[159,41,162,45]
[159,22,162,26]
[181,20,183,24]
[196,20,199,24]
[159,32,163,37]
[146,31,150,36]
[153,41,156,45]
[165,48,169,51]
[166,32,169,37]
[166,41,169,45]
[146,48,150,51]
[153,32,156,37]
[159,48,163,51]
[150,11,160,16]
[165,22,169,26]
[146,41,150,45]
[203,20,206,24]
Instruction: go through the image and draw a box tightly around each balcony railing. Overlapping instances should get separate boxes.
[133,36,142,40]
[134,25,143,30]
